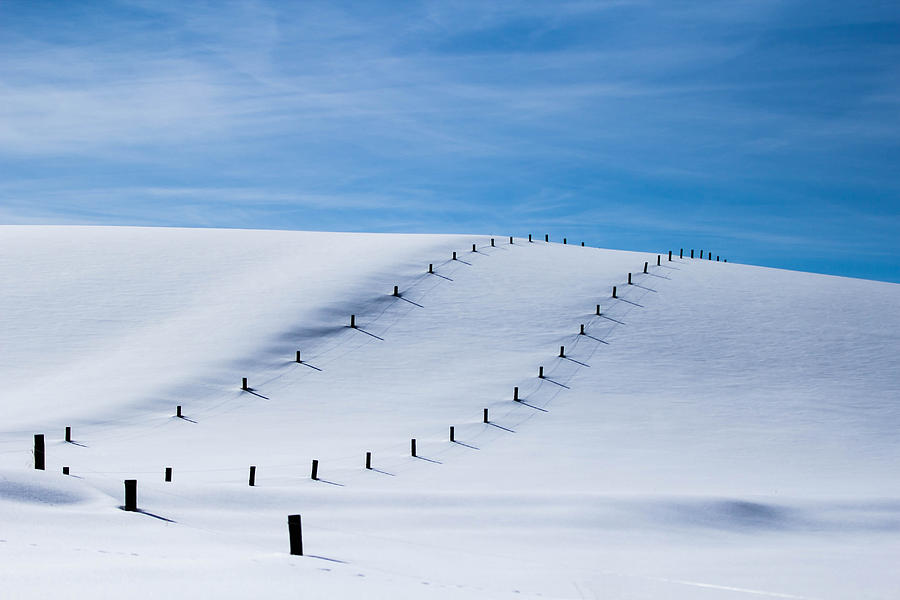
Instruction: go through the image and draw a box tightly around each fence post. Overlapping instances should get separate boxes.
[545,234,549,242]
[612,285,617,298]
[559,345,565,358]
[628,273,632,284]
[643,262,648,274]
[124,480,137,511]
[450,426,455,442]
[242,377,248,390]
[393,285,399,297]
[365,452,372,469]
[296,350,302,363]
[34,434,44,470]
[249,465,256,486]
[596,304,601,315]
[483,408,489,423]
[65,426,72,443]
[288,514,303,556]
[491,238,495,247]
[428,263,433,273]
[311,460,319,480]
[165,467,172,482]
[539,366,544,378]
[176,405,182,417]
[411,439,417,457]
[669,250,672,261]
[514,387,519,401]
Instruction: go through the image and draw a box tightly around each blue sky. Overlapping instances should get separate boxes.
[1,1,898,282]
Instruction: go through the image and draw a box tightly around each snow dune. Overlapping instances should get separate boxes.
[1,226,898,599]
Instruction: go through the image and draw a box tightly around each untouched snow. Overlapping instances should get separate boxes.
[1,225,898,599]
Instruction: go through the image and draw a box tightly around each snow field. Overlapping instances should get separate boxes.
[1,226,899,599]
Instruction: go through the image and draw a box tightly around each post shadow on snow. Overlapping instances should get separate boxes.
[296,361,323,372]
[542,378,570,389]
[369,467,395,476]
[452,440,479,450]
[598,314,626,325]
[349,326,384,341]
[174,414,198,424]
[518,400,549,412]
[396,296,425,308]
[647,272,672,280]
[562,356,591,367]
[65,439,89,447]
[414,455,442,464]
[454,258,473,266]
[306,555,348,564]
[315,478,344,487]
[582,334,609,345]
[632,283,657,292]
[429,272,453,281]
[118,507,177,523]
[614,297,644,308]
[241,388,270,400]
[488,422,515,433]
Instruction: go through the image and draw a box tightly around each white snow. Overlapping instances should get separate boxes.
[1,225,898,599]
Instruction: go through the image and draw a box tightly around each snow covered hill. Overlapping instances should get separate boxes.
[1,226,898,599]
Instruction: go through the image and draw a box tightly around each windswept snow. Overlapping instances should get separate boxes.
[1,226,898,599]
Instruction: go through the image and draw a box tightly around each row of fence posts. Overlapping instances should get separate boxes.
[32,237,724,558]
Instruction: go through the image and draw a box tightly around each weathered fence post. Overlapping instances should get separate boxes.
[34,434,44,470]
[249,465,256,486]
[288,514,303,556]
[124,479,137,511]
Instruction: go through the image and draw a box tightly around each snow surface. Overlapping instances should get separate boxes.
[1,225,899,599]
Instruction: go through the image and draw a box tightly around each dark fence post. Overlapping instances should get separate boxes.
[428,263,433,273]
[514,387,519,401]
[596,304,601,315]
[545,234,549,242]
[242,377,248,390]
[628,273,632,284]
[581,242,584,246]
[559,345,565,358]
[165,467,172,482]
[472,244,476,252]
[62,466,70,475]
[176,405,182,417]
[680,248,683,259]
[528,234,532,242]
[296,350,302,363]
[249,465,256,486]
[483,408,489,423]
[539,366,544,378]
[411,439,417,457]
[669,250,672,261]
[450,426,455,441]
[452,251,457,260]
[65,426,71,443]
[491,238,495,247]
[509,236,513,244]
[124,480,137,511]
[34,434,44,470]
[288,514,303,556]
[310,460,319,480]
[580,324,585,335]
[393,285,399,297]
[563,238,567,244]
[657,255,661,266]
[365,452,372,469]
[612,285,617,298]
[643,262,648,273]
[691,249,694,258]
